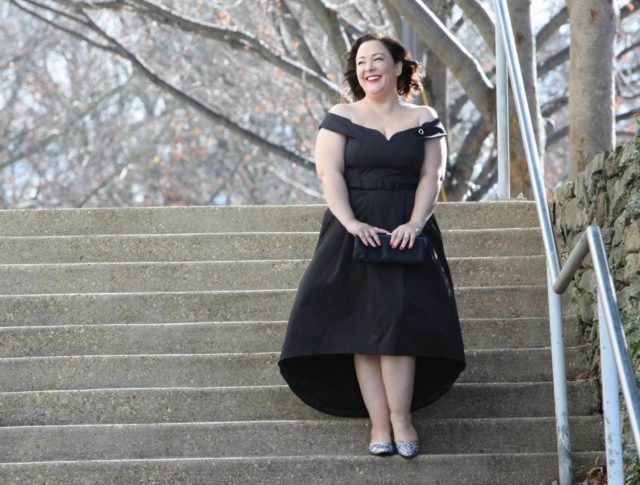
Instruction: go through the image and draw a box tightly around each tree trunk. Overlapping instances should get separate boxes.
[422,0,451,201]
[566,0,617,176]
[421,0,451,120]
[507,0,546,199]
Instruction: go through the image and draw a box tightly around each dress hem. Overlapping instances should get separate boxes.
[278,352,466,418]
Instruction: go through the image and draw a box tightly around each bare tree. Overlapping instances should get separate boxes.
[1,0,638,208]
[566,0,617,176]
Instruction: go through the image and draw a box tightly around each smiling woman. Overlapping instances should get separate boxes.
[343,33,421,104]
[278,32,466,459]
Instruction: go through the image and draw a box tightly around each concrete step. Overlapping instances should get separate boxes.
[0,201,542,237]
[0,228,544,264]
[0,452,606,485]
[0,256,547,295]
[0,347,589,391]
[0,286,559,326]
[0,416,603,462]
[0,380,599,426]
[0,317,581,357]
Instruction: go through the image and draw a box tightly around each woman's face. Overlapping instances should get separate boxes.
[355,40,401,99]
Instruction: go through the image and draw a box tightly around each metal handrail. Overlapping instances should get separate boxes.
[554,226,640,480]
[493,1,640,484]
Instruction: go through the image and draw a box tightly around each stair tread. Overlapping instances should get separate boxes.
[0,416,604,463]
[0,452,606,485]
[0,380,600,425]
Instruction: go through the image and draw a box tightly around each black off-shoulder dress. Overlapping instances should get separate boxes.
[277,112,467,417]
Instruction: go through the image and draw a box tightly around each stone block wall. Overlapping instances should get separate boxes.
[552,141,639,327]
[551,137,640,482]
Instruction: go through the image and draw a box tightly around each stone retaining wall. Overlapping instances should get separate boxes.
[552,140,639,331]
[551,137,640,481]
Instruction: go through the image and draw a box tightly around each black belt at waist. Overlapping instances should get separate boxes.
[346,180,418,190]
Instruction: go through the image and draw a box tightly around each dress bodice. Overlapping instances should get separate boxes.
[318,112,447,185]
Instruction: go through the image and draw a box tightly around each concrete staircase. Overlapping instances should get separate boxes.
[0,201,605,484]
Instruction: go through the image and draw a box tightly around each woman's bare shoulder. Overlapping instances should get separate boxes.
[327,103,353,118]
[404,104,439,123]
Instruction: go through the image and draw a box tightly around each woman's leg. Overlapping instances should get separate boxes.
[380,355,418,442]
[353,354,392,444]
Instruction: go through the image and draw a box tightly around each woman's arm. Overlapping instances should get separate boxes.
[389,106,447,251]
[315,124,357,230]
[409,107,448,232]
[315,105,389,247]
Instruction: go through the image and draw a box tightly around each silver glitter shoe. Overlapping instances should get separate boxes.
[368,441,395,456]
[394,439,420,458]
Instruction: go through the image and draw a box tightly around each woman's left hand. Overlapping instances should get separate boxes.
[389,221,424,250]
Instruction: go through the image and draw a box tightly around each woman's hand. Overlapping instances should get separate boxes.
[389,221,424,250]
[345,220,391,247]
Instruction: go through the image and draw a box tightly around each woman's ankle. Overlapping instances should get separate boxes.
[369,422,393,443]
[390,413,418,441]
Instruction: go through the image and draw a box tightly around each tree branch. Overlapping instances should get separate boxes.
[10,0,316,168]
[621,0,640,20]
[449,92,470,125]
[266,164,323,199]
[448,116,492,200]
[546,107,640,148]
[126,0,339,98]
[1,81,129,170]
[78,10,314,166]
[536,0,638,52]
[541,95,568,118]
[380,0,403,39]
[13,0,117,53]
[305,0,350,65]
[279,0,325,76]
[537,0,640,76]
[55,0,125,9]
[538,44,568,77]
[469,164,498,201]
[390,0,495,122]
[535,6,567,49]
[454,0,494,51]
[74,164,129,208]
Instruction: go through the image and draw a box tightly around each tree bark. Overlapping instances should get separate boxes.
[390,0,495,122]
[506,0,545,199]
[305,0,350,66]
[421,1,452,200]
[279,1,325,76]
[454,0,495,51]
[566,0,617,176]
[421,0,451,119]
[447,117,492,200]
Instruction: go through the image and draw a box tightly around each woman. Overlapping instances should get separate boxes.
[277,32,466,459]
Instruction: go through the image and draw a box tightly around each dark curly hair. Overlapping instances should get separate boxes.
[343,33,422,101]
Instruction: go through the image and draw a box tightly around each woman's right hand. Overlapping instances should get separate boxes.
[345,220,391,247]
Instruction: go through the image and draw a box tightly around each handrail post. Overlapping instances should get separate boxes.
[547,264,573,485]
[495,9,510,199]
[588,226,640,448]
[598,289,624,484]
[494,0,561,280]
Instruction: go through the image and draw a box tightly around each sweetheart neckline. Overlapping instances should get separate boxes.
[325,112,441,142]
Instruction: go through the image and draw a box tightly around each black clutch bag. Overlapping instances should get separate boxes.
[353,233,430,264]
